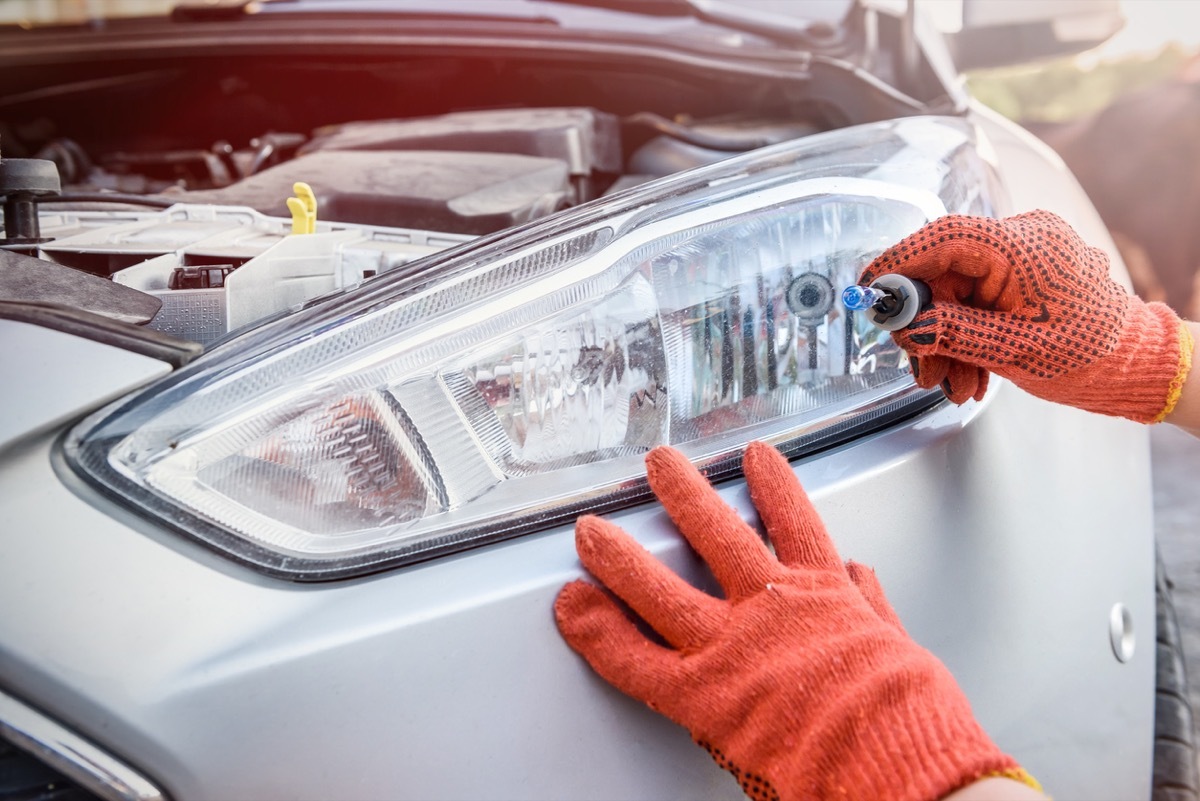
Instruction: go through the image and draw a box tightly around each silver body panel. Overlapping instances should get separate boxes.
[0,108,1157,799]
[0,322,170,452]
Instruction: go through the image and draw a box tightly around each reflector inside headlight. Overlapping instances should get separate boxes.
[67,116,1006,579]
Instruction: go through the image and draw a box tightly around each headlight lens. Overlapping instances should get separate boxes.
[66,116,1006,580]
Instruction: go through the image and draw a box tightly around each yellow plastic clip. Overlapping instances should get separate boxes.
[287,181,317,234]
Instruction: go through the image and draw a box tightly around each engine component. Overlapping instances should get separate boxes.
[628,117,821,176]
[246,132,306,176]
[169,264,236,289]
[181,150,570,235]
[23,203,471,344]
[103,145,238,189]
[303,108,621,178]
[302,108,619,203]
[0,158,61,247]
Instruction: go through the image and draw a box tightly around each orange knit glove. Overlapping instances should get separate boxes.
[555,442,1032,801]
[860,210,1193,423]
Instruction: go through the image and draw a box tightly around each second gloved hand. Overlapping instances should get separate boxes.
[555,442,1032,801]
[861,210,1193,423]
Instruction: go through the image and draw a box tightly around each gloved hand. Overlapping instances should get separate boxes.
[554,442,1035,801]
[860,210,1193,423]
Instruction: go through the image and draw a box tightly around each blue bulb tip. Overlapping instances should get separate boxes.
[842,285,874,311]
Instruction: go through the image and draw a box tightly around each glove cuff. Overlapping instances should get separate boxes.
[1087,300,1192,424]
[1019,299,1192,424]
[1155,309,1194,423]
[983,767,1044,793]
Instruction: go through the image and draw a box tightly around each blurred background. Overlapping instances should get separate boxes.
[965,0,1200,318]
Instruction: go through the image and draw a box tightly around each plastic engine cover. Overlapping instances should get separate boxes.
[181,150,570,235]
[301,108,622,177]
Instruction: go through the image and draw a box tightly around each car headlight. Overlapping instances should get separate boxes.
[65,116,1006,580]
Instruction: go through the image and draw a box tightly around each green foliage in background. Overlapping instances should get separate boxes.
[966,43,1196,124]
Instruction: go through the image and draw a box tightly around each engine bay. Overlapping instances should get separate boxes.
[0,14,929,348]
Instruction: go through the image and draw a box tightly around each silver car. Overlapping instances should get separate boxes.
[0,1,1187,799]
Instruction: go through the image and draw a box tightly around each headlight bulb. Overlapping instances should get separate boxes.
[842,275,931,331]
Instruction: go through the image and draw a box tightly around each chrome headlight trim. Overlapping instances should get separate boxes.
[0,687,167,801]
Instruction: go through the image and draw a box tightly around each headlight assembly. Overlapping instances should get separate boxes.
[66,116,1007,580]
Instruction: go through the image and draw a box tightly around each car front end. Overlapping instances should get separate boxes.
[0,1,1158,798]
